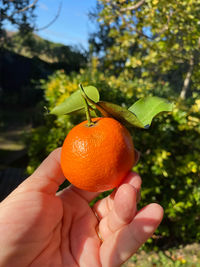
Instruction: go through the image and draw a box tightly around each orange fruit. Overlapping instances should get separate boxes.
[61,117,135,192]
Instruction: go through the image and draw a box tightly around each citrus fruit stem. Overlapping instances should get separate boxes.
[79,85,110,118]
[79,84,94,127]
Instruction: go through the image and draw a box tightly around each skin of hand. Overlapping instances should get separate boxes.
[0,148,163,267]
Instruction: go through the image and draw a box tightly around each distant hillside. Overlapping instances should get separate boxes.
[4,31,87,67]
[0,31,87,106]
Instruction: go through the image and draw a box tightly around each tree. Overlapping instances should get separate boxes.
[0,0,37,39]
[0,0,62,49]
[89,0,200,99]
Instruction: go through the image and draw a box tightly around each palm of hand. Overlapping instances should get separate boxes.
[0,149,163,267]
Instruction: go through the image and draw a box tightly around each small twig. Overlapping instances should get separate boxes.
[12,0,39,14]
[153,10,173,39]
[79,85,109,118]
[36,1,62,31]
[79,84,94,126]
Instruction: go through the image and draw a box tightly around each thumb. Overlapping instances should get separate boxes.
[15,148,66,195]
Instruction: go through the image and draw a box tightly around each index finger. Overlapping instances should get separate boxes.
[93,172,142,220]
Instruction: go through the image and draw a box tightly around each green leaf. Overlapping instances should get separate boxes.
[129,96,173,128]
[96,101,144,128]
[50,86,100,115]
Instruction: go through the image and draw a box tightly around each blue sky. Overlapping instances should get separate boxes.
[5,0,97,49]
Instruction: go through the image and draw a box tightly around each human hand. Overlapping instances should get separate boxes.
[0,148,163,267]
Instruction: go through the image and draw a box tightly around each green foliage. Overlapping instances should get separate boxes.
[134,100,200,244]
[89,0,200,99]
[26,68,200,247]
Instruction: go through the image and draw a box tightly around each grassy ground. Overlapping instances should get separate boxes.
[0,127,28,151]
[0,107,32,170]
[123,243,200,266]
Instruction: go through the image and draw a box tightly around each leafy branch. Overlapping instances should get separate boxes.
[12,0,39,14]
[50,85,173,129]
[120,0,146,12]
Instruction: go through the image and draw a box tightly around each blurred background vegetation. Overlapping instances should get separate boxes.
[1,0,200,265]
